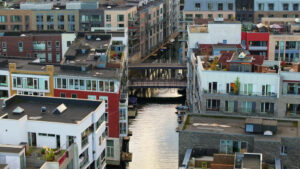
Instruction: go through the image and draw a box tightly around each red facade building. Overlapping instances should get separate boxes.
[241,32,269,59]
[0,32,62,63]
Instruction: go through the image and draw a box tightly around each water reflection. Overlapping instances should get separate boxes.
[128,104,178,169]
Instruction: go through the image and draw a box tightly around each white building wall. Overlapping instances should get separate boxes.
[0,116,27,145]
[61,33,76,57]
[200,70,280,96]
[3,155,21,169]
[0,70,10,97]
[188,23,241,48]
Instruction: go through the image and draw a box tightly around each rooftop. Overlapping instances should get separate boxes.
[0,145,24,154]
[0,95,102,124]
[183,114,299,141]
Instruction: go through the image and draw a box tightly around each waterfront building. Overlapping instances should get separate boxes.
[0,95,107,169]
[254,0,300,23]
[179,114,300,169]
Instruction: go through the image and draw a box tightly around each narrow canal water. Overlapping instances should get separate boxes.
[128,89,182,169]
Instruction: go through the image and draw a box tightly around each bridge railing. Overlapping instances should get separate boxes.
[128,79,187,88]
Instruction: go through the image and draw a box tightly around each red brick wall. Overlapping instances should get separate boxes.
[54,89,120,138]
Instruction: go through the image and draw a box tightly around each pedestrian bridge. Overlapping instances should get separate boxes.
[128,63,187,70]
[128,80,186,88]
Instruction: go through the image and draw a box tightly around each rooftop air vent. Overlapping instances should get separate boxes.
[96,38,101,41]
[107,6,111,8]
[13,106,24,114]
[52,103,67,114]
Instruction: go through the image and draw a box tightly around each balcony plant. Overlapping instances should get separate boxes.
[234,77,240,95]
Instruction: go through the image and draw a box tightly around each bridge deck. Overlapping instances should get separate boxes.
[128,80,186,88]
[128,63,187,69]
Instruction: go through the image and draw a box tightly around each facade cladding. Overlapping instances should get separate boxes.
[235,0,254,22]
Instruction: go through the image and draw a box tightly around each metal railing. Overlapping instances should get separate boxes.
[203,90,278,97]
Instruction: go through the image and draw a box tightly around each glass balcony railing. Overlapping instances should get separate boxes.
[203,90,277,97]
[81,137,88,148]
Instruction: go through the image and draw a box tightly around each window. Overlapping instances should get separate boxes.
[195,3,201,10]
[218,3,223,10]
[208,82,217,93]
[56,53,61,62]
[225,101,237,113]
[80,80,85,90]
[242,101,255,113]
[243,84,253,95]
[47,41,52,50]
[261,102,274,114]
[92,80,97,91]
[120,122,126,135]
[109,81,114,92]
[0,16,6,22]
[81,15,89,22]
[293,4,299,11]
[2,42,6,52]
[208,3,213,10]
[105,81,109,92]
[67,41,72,47]
[68,14,75,22]
[60,93,66,97]
[119,108,126,120]
[206,99,220,111]
[88,95,97,100]
[18,42,23,52]
[47,53,52,62]
[99,81,104,91]
[195,14,203,19]
[218,14,223,18]
[107,140,114,157]
[118,24,124,28]
[208,14,213,19]
[228,3,233,10]
[57,15,64,22]
[106,15,111,22]
[47,15,54,22]
[262,84,271,96]
[99,96,108,108]
[286,104,300,116]
[281,145,287,155]
[71,94,77,98]
[185,14,193,21]
[220,140,247,154]
[55,41,60,50]
[91,15,101,22]
[283,3,289,11]
[258,3,264,11]
[268,3,274,11]
[36,15,43,22]
[117,14,124,22]
[11,15,21,22]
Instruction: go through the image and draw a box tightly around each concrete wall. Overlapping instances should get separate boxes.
[61,33,76,57]
[188,23,241,47]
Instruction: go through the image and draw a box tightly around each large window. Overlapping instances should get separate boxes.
[120,122,126,135]
[287,83,300,94]
[286,104,300,116]
[228,3,233,10]
[242,101,255,113]
[0,16,6,22]
[117,14,124,22]
[258,3,264,11]
[206,99,220,111]
[119,108,126,120]
[243,84,253,95]
[293,4,299,11]
[268,3,274,11]
[11,15,21,22]
[195,3,201,10]
[261,102,274,114]
[107,140,114,157]
[218,3,223,10]
[283,3,289,10]
[220,140,247,154]
[225,101,237,113]
[106,15,111,22]
[208,3,213,10]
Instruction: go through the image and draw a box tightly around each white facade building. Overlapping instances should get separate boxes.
[0,95,107,169]
[187,22,242,48]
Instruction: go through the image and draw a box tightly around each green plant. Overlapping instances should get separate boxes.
[41,148,46,154]
[26,147,33,156]
[234,77,240,95]
[45,148,55,161]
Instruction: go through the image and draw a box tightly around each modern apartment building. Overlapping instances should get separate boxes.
[0,95,107,169]
[254,0,300,23]
[179,114,300,169]
[0,30,130,166]
[187,23,300,118]
[241,32,269,59]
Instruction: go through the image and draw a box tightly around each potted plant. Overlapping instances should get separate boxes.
[234,77,240,95]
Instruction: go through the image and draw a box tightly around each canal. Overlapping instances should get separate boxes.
[127,89,183,169]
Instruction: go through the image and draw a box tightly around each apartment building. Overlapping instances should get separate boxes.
[0,32,63,63]
[179,114,300,169]
[254,0,300,23]
[0,95,107,169]
[104,5,137,28]
[0,9,32,31]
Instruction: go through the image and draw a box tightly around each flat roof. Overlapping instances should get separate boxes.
[0,57,121,80]
[0,145,24,154]
[183,114,299,140]
[0,164,8,169]
[0,95,102,124]
[243,154,261,169]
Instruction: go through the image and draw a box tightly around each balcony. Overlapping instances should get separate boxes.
[81,137,88,148]
[79,156,88,168]
[248,46,268,51]
[203,90,277,98]
[26,146,69,167]
[119,92,128,107]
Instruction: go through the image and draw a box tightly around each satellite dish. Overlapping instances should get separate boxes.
[264,130,273,136]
